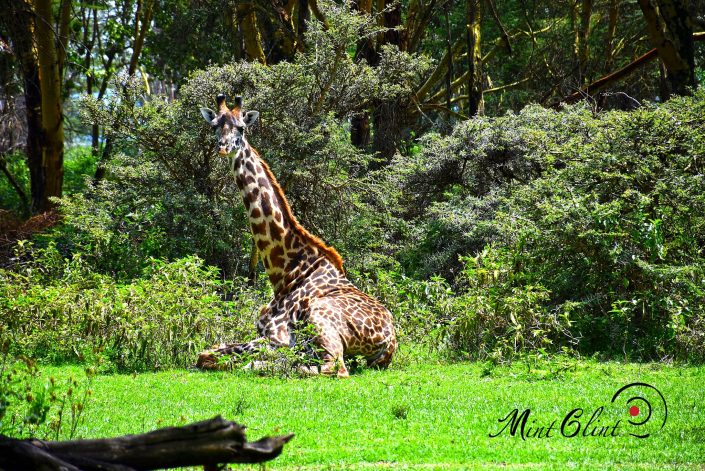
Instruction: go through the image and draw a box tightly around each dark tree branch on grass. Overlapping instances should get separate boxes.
[0,416,293,471]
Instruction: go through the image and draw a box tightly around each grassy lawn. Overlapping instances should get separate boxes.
[40,357,705,470]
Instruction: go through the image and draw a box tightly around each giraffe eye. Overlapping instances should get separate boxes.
[236,125,244,133]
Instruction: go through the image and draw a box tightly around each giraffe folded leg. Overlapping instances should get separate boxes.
[196,338,269,370]
[294,360,348,378]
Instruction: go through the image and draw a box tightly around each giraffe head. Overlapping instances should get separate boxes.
[200,94,259,156]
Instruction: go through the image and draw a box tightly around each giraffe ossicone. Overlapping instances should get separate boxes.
[195,94,397,377]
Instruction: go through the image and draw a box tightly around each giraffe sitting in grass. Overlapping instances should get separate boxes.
[195,94,397,377]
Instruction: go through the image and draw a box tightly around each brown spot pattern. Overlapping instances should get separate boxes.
[252,221,267,235]
[269,245,285,267]
[269,221,283,240]
[257,239,270,251]
[261,193,272,217]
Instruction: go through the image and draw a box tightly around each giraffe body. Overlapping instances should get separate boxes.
[196,95,396,376]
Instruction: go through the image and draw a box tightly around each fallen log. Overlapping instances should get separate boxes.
[0,416,293,471]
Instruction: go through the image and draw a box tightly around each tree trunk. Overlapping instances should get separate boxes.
[371,101,401,162]
[604,0,619,73]
[297,0,310,50]
[598,0,620,107]
[128,0,155,76]
[466,0,483,116]
[81,5,101,161]
[380,0,407,52]
[637,0,695,97]
[237,3,267,64]
[22,65,44,214]
[308,0,327,27]
[444,0,454,114]
[265,0,298,62]
[91,48,118,181]
[570,0,579,73]
[0,1,46,214]
[95,0,154,182]
[350,114,371,148]
[368,0,409,161]
[34,0,65,210]
[577,0,593,82]
[0,156,29,213]
[57,0,71,80]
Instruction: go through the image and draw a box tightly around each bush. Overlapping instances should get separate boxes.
[355,253,572,362]
[1,245,267,371]
[392,92,705,361]
[447,248,574,361]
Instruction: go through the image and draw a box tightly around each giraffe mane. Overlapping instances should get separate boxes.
[249,146,345,274]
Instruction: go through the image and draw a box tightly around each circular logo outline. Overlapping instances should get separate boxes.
[611,382,667,438]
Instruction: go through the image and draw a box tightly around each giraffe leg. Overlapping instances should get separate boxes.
[197,305,292,371]
[303,304,351,378]
[296,350,348,378]
[313,333,349,378]
[324,353,349,378]
[196,338,269,370]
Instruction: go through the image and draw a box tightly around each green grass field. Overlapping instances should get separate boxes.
[38,357,705,470]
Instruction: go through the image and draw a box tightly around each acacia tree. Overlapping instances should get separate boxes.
[94,0,155,181]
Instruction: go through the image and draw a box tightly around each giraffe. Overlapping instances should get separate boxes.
[195,94,397,377]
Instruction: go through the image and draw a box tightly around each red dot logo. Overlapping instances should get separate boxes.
[629,406,640,417]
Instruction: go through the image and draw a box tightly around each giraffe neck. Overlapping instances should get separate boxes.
[231,142,344,297]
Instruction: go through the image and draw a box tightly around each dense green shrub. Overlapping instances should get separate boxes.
[352,265,456,348]
[1,244,267,371]
[393,92,705,361]
[354,254,571,362]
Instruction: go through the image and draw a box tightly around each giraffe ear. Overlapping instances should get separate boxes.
[199,107,218,126]
[243,110,259,127]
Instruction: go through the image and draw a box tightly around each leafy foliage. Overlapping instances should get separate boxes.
[393,92,705,361]
[1,245,267,371]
